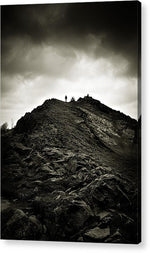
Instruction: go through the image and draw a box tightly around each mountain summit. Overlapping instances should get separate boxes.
[1,96,140,243]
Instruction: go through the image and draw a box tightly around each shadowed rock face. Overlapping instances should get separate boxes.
[1,96,140,243]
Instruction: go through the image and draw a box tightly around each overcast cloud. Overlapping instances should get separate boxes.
[1,1,141,127]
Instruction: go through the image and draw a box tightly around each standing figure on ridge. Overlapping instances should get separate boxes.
[65,95,67,102]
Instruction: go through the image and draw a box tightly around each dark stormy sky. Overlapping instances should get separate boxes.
[1,0,141,127]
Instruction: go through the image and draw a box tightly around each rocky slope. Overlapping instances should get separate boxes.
[1,96,141,243]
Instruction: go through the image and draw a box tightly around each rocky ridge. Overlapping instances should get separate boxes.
[1,96,140,243]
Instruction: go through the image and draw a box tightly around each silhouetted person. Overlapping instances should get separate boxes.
[65,95,67,102]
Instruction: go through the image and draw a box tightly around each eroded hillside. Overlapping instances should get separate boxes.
[1,96,140,243]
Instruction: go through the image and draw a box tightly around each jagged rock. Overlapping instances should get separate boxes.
[84,226,110,241]
[1,208,43,240]
[104,228,123,243]
[54,199,93,236]
[13,142,32,155]
[97,211,111,219]
[99,214,114,228]
[66,157,77,173]
[1,199,11,212]
[31,195,92,240]
[79,173,133,212]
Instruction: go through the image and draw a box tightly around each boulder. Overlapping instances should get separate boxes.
[1,208,43,240]
[84,226,110,241]
[104,228,123,243]
[32,192,93,240]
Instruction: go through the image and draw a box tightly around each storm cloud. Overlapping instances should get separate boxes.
[1,1,141,127]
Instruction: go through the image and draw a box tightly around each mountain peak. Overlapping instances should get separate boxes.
[1,95,140,243]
